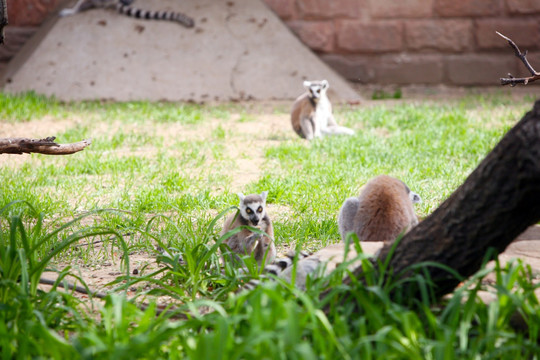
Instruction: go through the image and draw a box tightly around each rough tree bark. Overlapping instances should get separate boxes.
[0,0,6,44]
[0,137,91,155]
[348,100,540,299]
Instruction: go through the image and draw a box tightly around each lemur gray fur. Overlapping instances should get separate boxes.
[241,175,421,291]
[221,191,276,267]
[240,250,312,291]
[60,0,195,28]
[338,175,421,243]
[290,80,355,141]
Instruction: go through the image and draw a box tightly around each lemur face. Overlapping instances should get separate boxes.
[237,191,268,226]
[303,80,329,100]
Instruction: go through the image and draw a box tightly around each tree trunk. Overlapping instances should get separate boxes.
[362,100,540,299]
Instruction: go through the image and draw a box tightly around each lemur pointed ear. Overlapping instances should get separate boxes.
[303,80,311,88]
[410,191,422,204]
[321,80,329,89]
[260,191,268,202]
[237,193,245,202]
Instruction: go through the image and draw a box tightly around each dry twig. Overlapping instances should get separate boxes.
[497,31,540,86]
[0,137,92,155]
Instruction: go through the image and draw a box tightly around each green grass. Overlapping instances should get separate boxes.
[1,91,539,358]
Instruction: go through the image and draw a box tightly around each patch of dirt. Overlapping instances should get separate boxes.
[0,116,76,138]
[13,109,299,305]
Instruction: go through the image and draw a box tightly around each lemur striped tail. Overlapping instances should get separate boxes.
[241,250,312,291]
[117,4,195,28]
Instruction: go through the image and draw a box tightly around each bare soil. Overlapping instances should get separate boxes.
[1,108,297,301]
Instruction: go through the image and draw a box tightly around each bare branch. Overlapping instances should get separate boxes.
[0,137,92,155]
[497,31,540,86]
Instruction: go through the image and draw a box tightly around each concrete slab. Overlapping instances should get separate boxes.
[1,0,361,102]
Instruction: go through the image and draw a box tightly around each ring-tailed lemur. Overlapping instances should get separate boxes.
[221,191,276,267]
[290,80,355,141]
[338,175,421,243]
[59,0,195,28]
[241,175,421,291]
[240,242,385,291]
[240,250,312,291]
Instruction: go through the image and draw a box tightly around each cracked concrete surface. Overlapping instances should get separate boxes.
[2,0,361,102]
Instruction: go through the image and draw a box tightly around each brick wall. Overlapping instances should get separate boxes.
[2,0,540,86]
[263,0,540,86]
[0,0,63,75]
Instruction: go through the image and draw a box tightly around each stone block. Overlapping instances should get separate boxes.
[0,27,37,62]
[507,0,540,14]
[406,19,472,52]
[369,0,433,19]
[435,0,502,17]
[476,19,540,50]
[336,20,403,53]
[320,54,375,82]
[372,54,445,84]
[296,0,366,19]
[446,54,516,85]
[262,0,297,20]
[8,0,63,26]
[287,21,335,52]
[511,51,540,79]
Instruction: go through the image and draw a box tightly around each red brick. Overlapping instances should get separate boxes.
[373,54,444,84]
[445,54,516,85]
[511,51,540,79]
[435,0,502,17]
[507,0,540,14]
[369,0,434,19]
[512,51,540,76]
[8,0,63,26]
[476,19,540,50]
[262,0,297,20]
[287,21,335,52]
[406,20,472,52]
[336,20,404,53]
[296,0,367,19]
[0,27,37,62]
[320,54,375,82]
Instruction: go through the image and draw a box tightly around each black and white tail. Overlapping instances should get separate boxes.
[60,0,195,29]
[116,3,194,28]
[241,250,312,291]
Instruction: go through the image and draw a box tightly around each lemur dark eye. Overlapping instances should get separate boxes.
[257,206,263,213]
[246,208,252,214]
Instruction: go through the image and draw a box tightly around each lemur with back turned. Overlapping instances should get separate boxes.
[338,175,421,243]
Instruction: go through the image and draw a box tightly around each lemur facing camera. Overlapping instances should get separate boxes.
[290,80,355,140]
[221,191,276,267]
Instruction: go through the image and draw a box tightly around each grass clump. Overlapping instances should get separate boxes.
[1,91,539,357]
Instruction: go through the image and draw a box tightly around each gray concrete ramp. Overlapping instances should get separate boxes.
[1,0,361,102]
